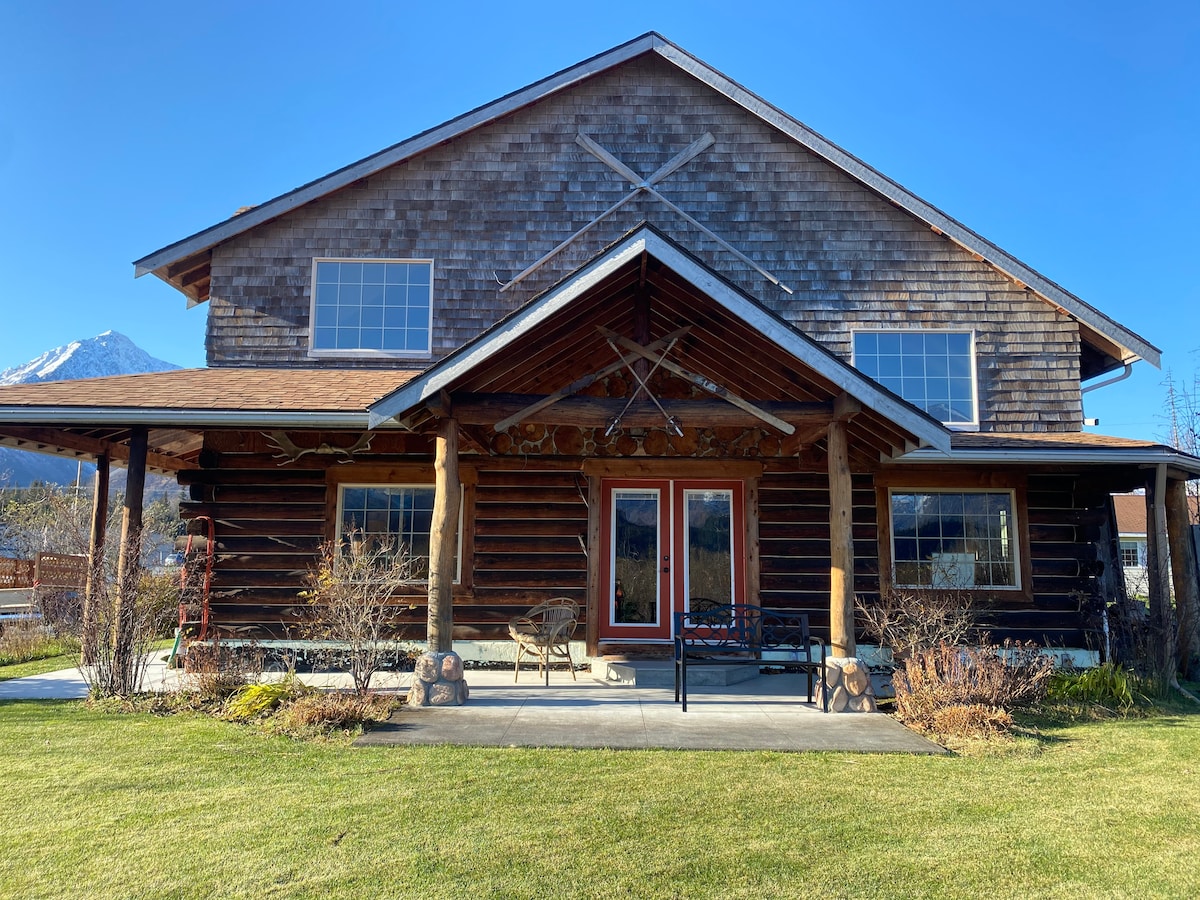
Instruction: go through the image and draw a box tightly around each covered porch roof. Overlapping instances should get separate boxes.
[0,368,420,473]
[369,227,951,466]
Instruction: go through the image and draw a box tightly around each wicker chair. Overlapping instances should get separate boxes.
[508,597,580,685]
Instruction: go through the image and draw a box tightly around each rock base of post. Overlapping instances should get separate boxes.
[407,651,469,707]
[815,656,877,713]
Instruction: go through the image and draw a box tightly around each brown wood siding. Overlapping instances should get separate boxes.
[204,54,1081,432]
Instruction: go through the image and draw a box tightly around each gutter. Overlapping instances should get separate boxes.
[895,446,1200,475]
[0,407,396,429]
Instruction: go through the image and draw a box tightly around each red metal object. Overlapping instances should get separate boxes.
[179,516,215,641]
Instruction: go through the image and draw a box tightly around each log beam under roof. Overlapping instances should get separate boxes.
[451,393,832,431]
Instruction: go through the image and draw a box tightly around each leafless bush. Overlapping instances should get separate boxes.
[301,538,419,695]
[893,641,1055,738]
[80,564,177,697]
[184,639,264,700]
[0,618,78,665]
[856,585,983,660]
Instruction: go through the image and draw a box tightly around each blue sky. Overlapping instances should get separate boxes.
[1,1,1196,441]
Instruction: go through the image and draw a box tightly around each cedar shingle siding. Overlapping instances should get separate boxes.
[206,56,1081,432]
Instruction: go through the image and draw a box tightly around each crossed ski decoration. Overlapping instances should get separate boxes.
[500,131,792,294]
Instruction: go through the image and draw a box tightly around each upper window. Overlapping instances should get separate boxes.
[853,331,977,427]
[890,489,1019,590]
[337,484,459,581]
[311,259,432,355]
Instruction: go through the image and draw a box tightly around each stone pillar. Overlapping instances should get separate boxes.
[407,650,469,706]
[815,657,877,713]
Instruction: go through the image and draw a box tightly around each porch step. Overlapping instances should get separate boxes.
[591,658,762,688]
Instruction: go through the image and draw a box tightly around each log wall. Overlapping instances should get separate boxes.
[178,430,1108,649]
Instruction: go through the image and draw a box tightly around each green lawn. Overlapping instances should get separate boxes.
[0,652,77,682]
[0,701,1197,899]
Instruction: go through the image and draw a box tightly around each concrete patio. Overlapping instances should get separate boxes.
[0,654,944,754]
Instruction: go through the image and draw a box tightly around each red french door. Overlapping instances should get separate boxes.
[598,479,746,642]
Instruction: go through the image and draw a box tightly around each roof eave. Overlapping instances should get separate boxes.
[0,407,386,429]
[895,445,1200,476]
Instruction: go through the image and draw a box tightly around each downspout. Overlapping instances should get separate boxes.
[1080,363,1134,424]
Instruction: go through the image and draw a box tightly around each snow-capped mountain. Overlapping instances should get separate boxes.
[0,332,181,487]
[0,330,179,385]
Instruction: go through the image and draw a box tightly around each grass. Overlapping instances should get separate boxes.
[0,700,1197,898]
[0,652,78,681]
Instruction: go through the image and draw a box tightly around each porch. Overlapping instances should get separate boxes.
[355,668,944,752]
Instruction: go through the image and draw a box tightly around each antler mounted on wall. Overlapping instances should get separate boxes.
[263,431,374,466]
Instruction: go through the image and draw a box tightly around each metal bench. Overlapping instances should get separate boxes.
[673,604,827,712]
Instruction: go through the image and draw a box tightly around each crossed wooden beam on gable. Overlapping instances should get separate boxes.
[501,131,793,294]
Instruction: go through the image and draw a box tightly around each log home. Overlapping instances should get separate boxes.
[1,34,1196,665]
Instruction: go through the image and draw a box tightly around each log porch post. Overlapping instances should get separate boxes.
[1146,465,1176,675]
[1165,477,1200,677]
[427,417,460,653]
[81,453,110,665]
[114,427,148,669]
[828,417,856,658]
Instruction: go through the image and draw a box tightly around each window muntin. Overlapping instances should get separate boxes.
[337,484,458,580]
[854,331,976,427]
[312,259,432,354]
[890,489,1018,590]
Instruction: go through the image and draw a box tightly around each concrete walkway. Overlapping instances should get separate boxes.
[0,657,944,754]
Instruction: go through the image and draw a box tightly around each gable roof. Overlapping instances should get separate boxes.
[134,32,1159,371]
[367,226,952,457]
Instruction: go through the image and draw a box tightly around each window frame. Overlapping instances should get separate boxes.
[875,471,1032,602]
[851,328,979,430]
[308,257,435,360]
[331,480,463,586]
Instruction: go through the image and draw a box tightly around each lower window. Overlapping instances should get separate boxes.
[337,485,458,580]
[889,490,1018,589]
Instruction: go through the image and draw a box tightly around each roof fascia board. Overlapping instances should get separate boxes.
[0,408,384,429]
[653,43,1160,367]
[134,34,666,278]
[896,446,1200,475]
[368,227,951,454]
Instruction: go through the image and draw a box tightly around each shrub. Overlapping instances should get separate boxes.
[1047,662,1145,712]
[894,641,1055,738]
[274,691,396,736]
[224,677,309,722]
[930,703,1014,739]
[184,641,263,701]
[856,586,983,660]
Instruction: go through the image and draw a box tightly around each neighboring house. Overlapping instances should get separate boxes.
[1112,492,1200,600]
[0,34,1197,663]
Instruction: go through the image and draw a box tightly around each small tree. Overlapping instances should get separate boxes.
[302,538,418,695]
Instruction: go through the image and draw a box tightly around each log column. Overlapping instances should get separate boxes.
[1166,477,1200,678]
[114,427,148,676]
[81,453,110,665]
[427,417,460,653]
[828,418,856,658]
